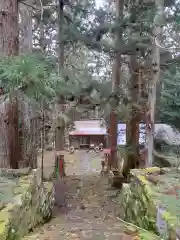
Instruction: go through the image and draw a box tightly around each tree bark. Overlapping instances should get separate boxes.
[0,0,20,169]
[123,55,140,176]
[108,0,123,170]
[39,19,45,53]
[121,1,141,176]
[145,0,164,166]
[7,94,20,169]
[57,0,64,71]
[19,2,32,53]
[0,0,19,56]
[55,0,65,151]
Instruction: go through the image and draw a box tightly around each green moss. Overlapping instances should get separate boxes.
[44,182,54,192]
[0,170,54,240]
[146,167,160,173]
[137,175,149,185]
[0,221,9,240]
[162,211,177,226]
[0,205,12,220]
[139,230,160,239]
[120,167,180,238]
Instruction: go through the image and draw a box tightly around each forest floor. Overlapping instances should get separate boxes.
[24,150,141,239]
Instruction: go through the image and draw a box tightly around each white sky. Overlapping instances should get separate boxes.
[95,0,104,8]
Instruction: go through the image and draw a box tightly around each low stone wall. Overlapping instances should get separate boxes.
[0,168,55,240]
[119,167,180,239]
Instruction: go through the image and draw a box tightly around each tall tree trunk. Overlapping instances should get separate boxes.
[58,0,64,71]
[121,1,141,176]
[155,77,163,121]
[0,0,19,56]
[39,19,45,53]
[19,2,38,168]
[123,55,141,176]
[7,94,20,169]
[0,0,20,169]
[55,0,65,151]
[145,0,164,166]
[19,2,32,53]
[108,0,123,170]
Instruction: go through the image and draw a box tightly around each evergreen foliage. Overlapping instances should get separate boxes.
[0,54,56,103]
[160,66,180,130]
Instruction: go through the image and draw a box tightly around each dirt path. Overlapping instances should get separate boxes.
[24,150,138,239]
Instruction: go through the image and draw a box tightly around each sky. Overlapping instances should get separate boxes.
[95,0,104,8]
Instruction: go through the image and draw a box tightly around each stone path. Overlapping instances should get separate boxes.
[24,150,139,239]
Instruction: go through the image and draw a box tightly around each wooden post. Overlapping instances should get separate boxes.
[59,154,65,178]
[55,154,59,178]
[55,152,65,178]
